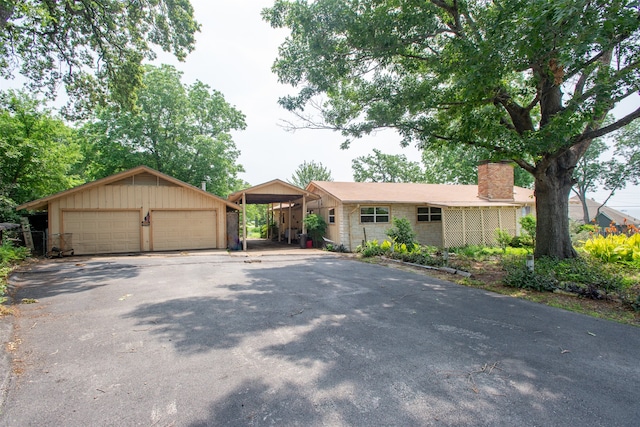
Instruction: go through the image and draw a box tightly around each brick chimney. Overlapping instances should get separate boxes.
[478,161,514,201]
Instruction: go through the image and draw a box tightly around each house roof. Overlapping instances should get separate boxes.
[227,179,320,204]
[568,196,640,225]
[16,165,240,211]
[306,181,535,207]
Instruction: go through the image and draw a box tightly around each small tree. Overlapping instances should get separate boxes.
[289,161,333,189]
[386,218,416,247]
[303,214,327,248]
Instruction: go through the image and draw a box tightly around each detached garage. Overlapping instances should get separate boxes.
[17,166,239,255]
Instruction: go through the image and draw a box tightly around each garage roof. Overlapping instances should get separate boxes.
[227,179,320,205]
[16,166,240,211]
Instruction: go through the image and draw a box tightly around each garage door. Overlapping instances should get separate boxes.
[63,210,141,255]
[152,210,217,251]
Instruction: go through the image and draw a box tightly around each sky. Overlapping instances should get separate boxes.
[4,1,640,218]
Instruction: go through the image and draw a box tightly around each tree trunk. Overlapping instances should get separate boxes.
[533,157,578,259]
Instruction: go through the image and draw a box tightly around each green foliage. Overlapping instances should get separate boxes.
[289,161,333,189]
[352,149,424,183]
[0,90,83,221]
[356,239,441,266]
[386,217,416,246]
[0,0,199,116]
[0,240,30,303]
[451,245,530,258]
[502,256,629,300]
[303,214,327,248]
[519,215,536,242]
[260,222,278,239]
[422,145,534,188]
[79,64,246,196]
[494,229,513,251]
[582,233,640,266]
[264,0,640,259]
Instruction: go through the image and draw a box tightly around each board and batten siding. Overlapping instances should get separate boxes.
[49,184,228,252]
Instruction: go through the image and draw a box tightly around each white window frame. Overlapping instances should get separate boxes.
[328,208,336,224]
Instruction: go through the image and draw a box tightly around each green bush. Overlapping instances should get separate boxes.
[502,255,628,299]
[1,240,30,303]
[303,214,327,248]
[581,233,640,266]
[519,214,536,245]
[386,218,416,246]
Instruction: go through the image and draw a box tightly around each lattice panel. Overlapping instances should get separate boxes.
[465,210,484,246]
[443,209,465,248]
[501,208,517,236]
[444,207,520,248]
[483,209,501,245]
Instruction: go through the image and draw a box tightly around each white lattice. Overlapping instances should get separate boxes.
[444,207,519,248]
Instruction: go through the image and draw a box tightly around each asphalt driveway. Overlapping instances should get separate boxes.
[1,251,639,426]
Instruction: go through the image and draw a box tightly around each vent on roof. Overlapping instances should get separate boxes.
[478,161,514,201]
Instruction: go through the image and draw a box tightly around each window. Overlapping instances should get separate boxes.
[328,208,335,224]
[417,206,442,222]
[360,206,389,223]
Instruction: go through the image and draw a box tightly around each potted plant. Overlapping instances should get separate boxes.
[303,214,327,248]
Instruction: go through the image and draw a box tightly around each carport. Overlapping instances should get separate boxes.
[228,180,320,251]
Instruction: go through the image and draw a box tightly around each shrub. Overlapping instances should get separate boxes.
[494,229,512,251]
[386,218,416,246]
[519,214,536,244]
[1,240,30,303]
[502,255,628,299]
[582,233,640,266]
[303,214,328,248]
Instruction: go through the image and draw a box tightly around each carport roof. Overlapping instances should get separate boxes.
[227,179,320,204]
[16,165,240,211]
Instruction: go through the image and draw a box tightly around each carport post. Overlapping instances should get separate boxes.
[242,192,247,251]
[278,202,282,242]
[288,204,292,244]
[302,196,306,234]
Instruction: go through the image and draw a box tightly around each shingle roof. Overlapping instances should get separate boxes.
[307,181,535,207]
[569,196,640,225]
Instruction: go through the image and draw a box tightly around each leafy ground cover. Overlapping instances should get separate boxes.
[0,240,30,316]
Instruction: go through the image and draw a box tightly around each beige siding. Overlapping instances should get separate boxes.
[50,185,229,252]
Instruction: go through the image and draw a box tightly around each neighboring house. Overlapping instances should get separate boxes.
[305,162,535,251]
[568,196,640,230]
[16,166,239,255]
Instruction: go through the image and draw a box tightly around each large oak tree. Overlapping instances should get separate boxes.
[264,0,640,259]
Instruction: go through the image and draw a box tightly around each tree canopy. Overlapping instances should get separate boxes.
[289,160,333,188]
[0,90,82,221]
[264,0,640,259]
[352,148,423,182]
[80,64,246,197]
[572,120,640,223]
[422,145,533,188]
[0,0,199,115]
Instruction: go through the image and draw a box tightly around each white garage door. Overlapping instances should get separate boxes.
[152,210,217,251]
[63,210,141,255]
